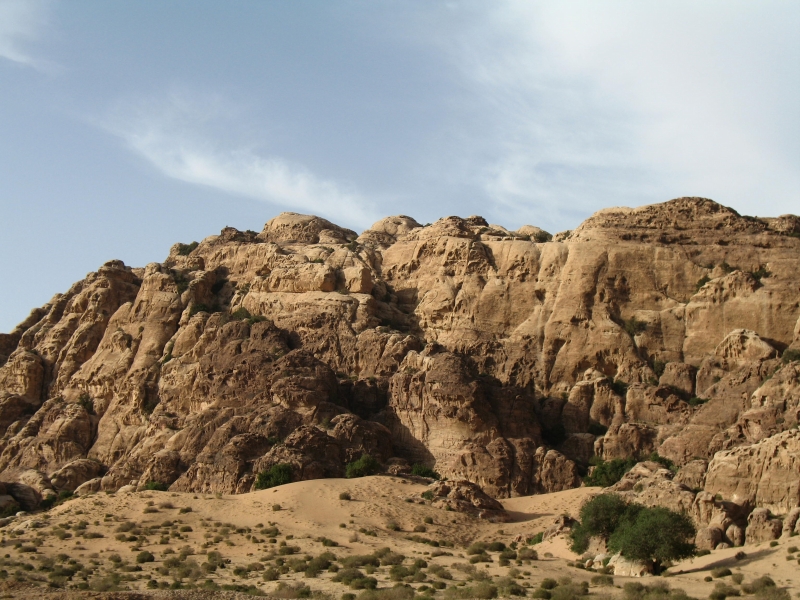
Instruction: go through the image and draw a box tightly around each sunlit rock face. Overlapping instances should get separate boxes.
[0,199,798,522]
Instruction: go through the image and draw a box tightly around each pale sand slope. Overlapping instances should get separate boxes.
[0,476,797,598]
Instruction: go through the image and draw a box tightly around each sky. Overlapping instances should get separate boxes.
[1,1,798,333]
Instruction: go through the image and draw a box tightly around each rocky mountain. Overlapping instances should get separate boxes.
[1,196,799,547]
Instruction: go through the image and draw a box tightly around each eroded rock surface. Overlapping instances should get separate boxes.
[0,198,798,519]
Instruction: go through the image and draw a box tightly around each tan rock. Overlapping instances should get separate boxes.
[745,507,782,544]
[0,198,798,506]
[424,480,510,522]
[705,430,800,515]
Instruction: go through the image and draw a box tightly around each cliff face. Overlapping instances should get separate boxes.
[1,198,799,518]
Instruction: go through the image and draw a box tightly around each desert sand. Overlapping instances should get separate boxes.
[0,476,797,598]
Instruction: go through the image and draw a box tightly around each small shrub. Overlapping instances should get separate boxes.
[144,481,168,492]
[136,551,154,564]
[518,547,538,560]
[623,317,647,337]
[339,492,352,501]
[591,574,613,586]
[750,266,771,283]
[411,464,440,479]
[711,567,732,578]
[272,504,282,511]
[540,579,558,590]
[652,359,667,377]
[696,275,711,292]
[77,393,95,415]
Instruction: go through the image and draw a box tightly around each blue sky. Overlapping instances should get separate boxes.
[1,1,798,333]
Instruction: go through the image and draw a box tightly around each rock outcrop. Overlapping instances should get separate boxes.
[421,480,510,522]
[0,198,798,521]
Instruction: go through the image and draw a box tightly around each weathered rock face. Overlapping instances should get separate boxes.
[0,198,799,512]
[704,429,800,515]
[422,479,510,522]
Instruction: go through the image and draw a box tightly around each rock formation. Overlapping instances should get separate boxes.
[0,198,798,539]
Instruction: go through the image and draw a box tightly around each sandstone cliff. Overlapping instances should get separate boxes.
[1,199,799,535]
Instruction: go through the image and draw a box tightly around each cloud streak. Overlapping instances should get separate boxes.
[102,93,378,228]
[433,0,800,229]
[0,0,51,69]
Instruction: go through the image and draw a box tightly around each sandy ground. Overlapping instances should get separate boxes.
[0,476,796,598]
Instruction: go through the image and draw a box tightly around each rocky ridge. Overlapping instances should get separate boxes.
[1,198,799,547]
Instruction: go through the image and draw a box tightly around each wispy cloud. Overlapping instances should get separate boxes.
[102,92,379,228]
[435,0,800,228]
[0,0,51,70]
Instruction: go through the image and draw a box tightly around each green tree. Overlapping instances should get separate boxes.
[607,506,696,573]
[570,494,636,553]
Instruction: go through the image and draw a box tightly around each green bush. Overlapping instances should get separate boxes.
[652,359,667,377]
[231,307,252,320]
[411,464,440,479]
[623,317,647,337]
[646,452,676,472]
[254,464,293,490]
[750,266,771,283]
[189,303,211,316]
[741,576,775,594]
[687,397,708,406]
[695,275,711,292]
[570,493,633,553]
[345,454,381,478]
[144,481,168,491]
[783,349,800,364]
[610,379,629,396]
[136,551,154,564]
[77,393,95,415]
[176,241,199,256]
[550,582,589,600]
[540,579,558,590]
[583,457,637,487]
